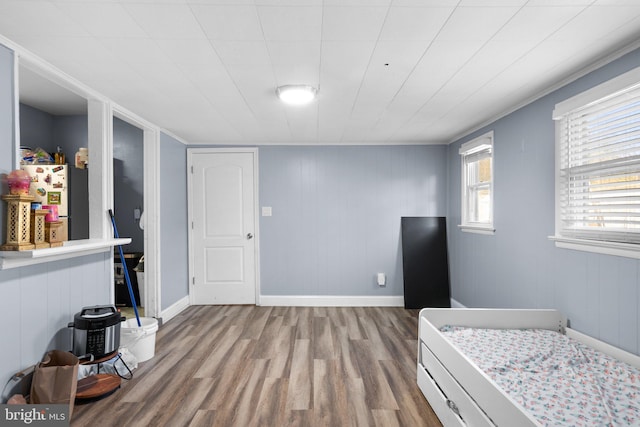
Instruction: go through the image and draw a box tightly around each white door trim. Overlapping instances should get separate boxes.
[187,147,260,306]
[112,106,164,319]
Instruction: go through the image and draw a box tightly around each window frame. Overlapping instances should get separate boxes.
[459,131,495,235]
[551,65,640,259]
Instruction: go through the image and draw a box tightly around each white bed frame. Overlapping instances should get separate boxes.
[417,308,640,426]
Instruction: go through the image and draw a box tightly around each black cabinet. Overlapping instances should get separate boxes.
[401,217,450,309]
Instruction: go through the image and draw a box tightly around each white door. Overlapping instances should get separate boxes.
[188,149,258,305]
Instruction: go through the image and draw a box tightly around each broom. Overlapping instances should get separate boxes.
[108,209,141,327]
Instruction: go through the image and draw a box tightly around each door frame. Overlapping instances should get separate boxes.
[187,147,261,306]
[112,107,162,319]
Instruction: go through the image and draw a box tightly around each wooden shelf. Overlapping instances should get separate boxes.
[0,238,132,270]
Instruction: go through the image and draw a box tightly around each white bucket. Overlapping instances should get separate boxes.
[120,317,158,362]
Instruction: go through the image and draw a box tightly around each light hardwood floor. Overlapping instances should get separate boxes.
[72,306,442,427]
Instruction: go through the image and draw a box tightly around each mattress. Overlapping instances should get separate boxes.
[440,326,640,427]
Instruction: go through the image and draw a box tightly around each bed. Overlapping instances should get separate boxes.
[417,308,640,426]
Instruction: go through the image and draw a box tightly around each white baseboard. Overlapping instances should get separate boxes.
[161,295,464,312]
[259,295,404,307]
[259,295,467,308]
[159,295,189,324]
[450,298,467,308]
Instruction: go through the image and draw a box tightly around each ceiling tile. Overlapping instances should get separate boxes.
[99,38,173,65]
[255,0,322,4]
[492,6,586,41]
[184,0,245,4]
[318,99,352,142]
[272,63,320,88]
[213,41,271,65]
[545,32,640,82]
[0,1,89,37]
[56,2,148,38]
[322,6,389,41]
[549,4,640,42]
[6,0,640,146]
[267,41,321,64]
[80,64,147,96]
[181,62,242,99]
[123,3,207,39]
[413,90,469,124]
[323,0,391,5]
[258,6,322,41]
[526,0,592,5]
[284,104,319,141]
[379,6,454,41]
[319,40,376,92]
[482,40,577,96]
[178,113,243,144]
[226,64,277,98]
[190,4,263,41]
[392,1,458,5]
[594,0,640,4]
[152,96,240,142]
[198,94,259,136]
[441,40,541,95]
[351,41,429,119]
[435,6,521,41]
[8,35,118,67]
[385,40,484,115]
[268,41,321,86]
[155,38,222,66]
[458,0,527,5]
[246,97,289,124]
[598,14,640,48]
[135,64,197,99]
[108,79,169,115]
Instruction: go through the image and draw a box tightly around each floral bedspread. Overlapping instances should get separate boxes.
[439,326,640,426]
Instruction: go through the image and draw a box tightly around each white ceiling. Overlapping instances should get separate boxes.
[3,0,640,145]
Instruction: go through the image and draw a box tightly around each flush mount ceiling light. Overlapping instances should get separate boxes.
[276,85,317,105]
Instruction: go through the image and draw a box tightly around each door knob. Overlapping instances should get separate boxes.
[247,233,253,239]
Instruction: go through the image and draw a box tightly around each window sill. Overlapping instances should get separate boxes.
[458,224,495,235]
[0,238,132,270]
[549,236,640,259]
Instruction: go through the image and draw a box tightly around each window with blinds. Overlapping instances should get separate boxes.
[555,82,640,244]
[459,131,494,233]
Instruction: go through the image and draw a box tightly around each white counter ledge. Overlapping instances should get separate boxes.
[0,238,132,270]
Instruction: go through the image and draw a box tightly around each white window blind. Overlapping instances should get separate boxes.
[556,84,640,244]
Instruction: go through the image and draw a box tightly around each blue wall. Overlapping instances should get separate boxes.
[448,48,640,356]
[52,116,90,241]
[19,104,53,149]
[113,117,144,253]
[160,132,189,310]
[259,145,447,296]
[19,107,90,240]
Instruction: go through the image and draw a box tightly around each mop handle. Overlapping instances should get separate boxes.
[109,209,141,327]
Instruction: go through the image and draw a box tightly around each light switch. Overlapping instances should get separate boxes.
[262,206,272,217]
